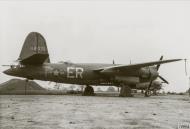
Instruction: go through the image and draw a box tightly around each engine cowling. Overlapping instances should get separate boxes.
[139,67,158,80]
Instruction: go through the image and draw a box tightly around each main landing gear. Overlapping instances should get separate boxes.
[119,84,133,97]
[145,89,151,97]
[82,85,95,96]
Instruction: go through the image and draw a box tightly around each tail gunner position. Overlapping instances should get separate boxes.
[3,32,181,97]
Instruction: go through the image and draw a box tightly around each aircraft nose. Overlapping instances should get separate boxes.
[3,69,12,75]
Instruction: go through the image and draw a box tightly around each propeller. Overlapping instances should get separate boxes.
[156,55,163,70]
[156,56,169,84]
[147,56,169,91]
[158,75,169,84]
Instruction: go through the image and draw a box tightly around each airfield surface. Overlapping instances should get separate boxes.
[0,94,190,129]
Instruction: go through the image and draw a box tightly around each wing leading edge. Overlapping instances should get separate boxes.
[93,59,182,73]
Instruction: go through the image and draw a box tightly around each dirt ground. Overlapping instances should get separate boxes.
[0,94,190,129]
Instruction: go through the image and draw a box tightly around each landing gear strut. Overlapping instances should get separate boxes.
[119,84,133,97]
[82,85,95,96]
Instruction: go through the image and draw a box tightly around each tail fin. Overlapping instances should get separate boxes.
[18,32,50,65]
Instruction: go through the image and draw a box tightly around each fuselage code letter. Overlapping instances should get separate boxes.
[67,67,84,79]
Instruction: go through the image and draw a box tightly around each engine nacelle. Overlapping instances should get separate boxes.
[139,67,158,80]
[136,82,149,89]
[114,76,139,85]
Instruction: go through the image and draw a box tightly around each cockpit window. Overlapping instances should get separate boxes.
[10,64,25,69]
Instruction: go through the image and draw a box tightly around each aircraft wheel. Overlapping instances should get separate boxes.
[119,84,133,97]
[145,90,151,97]
[83,85,95,96]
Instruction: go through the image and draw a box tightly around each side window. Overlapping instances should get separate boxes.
[16,65,24,68]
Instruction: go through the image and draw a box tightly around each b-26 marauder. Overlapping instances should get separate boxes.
[3,32,181,97]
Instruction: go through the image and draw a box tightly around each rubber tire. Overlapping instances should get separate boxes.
[119,85,133,97]
[83,85,95,96]
[145,90,151,97]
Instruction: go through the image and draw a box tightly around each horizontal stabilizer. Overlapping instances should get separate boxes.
[20,53,50,65]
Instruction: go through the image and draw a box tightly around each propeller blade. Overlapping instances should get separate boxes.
[156,56,163,70]
[159,55,163,61]
[158,75,169,84]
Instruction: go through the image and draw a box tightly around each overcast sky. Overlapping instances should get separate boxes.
[0,0,189,92]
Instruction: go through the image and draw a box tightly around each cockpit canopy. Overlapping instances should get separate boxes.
[58,61,73,65]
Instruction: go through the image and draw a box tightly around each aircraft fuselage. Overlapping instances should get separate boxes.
[4,62,143,87]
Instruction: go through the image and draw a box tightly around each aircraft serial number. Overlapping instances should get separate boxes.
[30,46,46,52]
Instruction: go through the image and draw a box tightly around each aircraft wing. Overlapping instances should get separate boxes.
[94,59,181,73]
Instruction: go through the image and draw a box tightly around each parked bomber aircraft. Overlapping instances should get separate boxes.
[3,32,181,97]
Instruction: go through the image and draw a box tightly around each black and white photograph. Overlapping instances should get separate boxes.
[0,0,190,129]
